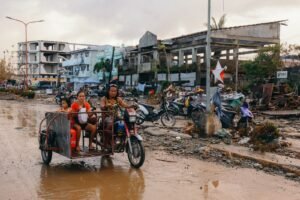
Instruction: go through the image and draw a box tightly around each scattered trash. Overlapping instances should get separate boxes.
[238,137,251,145]
[183,121,196,136]
[215,128,232,145]
[215,128,231,138]
[285,173,297,178]
[253,163,263,169]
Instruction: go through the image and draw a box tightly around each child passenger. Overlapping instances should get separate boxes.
[58,98,71,112]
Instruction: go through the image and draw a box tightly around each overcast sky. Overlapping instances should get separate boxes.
[1,0,300,56]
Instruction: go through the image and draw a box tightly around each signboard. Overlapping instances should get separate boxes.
[277,71,288,79]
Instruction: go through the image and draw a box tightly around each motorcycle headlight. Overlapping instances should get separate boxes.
[129,116,136,122]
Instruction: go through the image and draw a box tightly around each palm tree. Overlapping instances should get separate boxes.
[158,44,170,82]
[0,59,12,81]
[204,14,227,59]
[93,58,111,84]
[211,14,226,30]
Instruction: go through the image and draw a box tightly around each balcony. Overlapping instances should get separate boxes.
[138,62,152,73]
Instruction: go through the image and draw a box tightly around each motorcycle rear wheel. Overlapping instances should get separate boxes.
[40,135,52,165]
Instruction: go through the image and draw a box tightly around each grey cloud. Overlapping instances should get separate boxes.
[0,0,300,54]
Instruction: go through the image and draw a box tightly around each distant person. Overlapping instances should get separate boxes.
[164,83,176,100]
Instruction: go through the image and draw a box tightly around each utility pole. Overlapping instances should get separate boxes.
[205,0,212,112]
[6,16,44,90]
[108,46,115,83]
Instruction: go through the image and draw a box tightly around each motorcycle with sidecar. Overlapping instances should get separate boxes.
[38,108,145,168]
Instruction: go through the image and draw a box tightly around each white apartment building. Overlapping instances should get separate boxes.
[18,40,71,86]
[63,45,123,91]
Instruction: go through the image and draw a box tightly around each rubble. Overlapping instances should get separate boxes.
[251,83,300,111]
[249,122,285,152]
[238,137,251,145]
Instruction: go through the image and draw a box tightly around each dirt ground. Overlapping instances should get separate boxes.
[0,99,300,200]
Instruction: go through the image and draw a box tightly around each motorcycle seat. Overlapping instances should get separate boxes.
[173,102,184,106]
[222,108,236,114]
[140,103,155,110]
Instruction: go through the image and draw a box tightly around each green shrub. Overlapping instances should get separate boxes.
[27,91,35,99]
[20,90,35,99]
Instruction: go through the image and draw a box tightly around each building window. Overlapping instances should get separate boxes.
[87,65,89,71]
[85,52,89,57]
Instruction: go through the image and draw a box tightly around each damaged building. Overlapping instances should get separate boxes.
[118,20,285,89]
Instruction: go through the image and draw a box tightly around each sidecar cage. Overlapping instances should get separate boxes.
[38,111,115,159]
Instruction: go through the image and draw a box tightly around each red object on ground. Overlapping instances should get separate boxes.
[149,89,155,95]
[70,129,77,149]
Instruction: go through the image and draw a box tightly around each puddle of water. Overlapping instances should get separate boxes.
[38,157,145,200]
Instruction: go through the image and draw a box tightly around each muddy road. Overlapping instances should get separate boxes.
[0,100,300,200]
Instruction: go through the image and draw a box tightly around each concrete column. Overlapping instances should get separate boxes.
[192,48,197,64]
[153,50,159,61]
[226,49,230,60]
[166,53,172,68]
[137,53,141,73]
[153,50,159,82]
[178,50,184,66]
[234,41,239,91]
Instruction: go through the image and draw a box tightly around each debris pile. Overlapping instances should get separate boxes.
[250,122,290,152]
[183,121,196,136]
[269,94,300,110]
[251,83,300,111]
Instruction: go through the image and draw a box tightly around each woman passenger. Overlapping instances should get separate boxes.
[70,90,97,152]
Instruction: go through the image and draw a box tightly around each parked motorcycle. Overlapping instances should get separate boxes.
[55,90,77,105]
[135,95,176,127]
[191,86,237,129]
[168,92,205,118]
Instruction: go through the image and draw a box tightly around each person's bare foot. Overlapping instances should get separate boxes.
[89,144,95,151]
[76,146,81,152]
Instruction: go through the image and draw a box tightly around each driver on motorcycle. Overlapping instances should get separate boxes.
[100,84,135,149]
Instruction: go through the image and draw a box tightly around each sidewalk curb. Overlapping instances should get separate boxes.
[210,144,300,176]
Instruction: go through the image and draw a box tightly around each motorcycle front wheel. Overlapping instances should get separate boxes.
[160,112,176,127]
[127,137,145,168]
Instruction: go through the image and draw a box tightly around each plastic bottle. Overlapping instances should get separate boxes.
[70,129,77,150]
